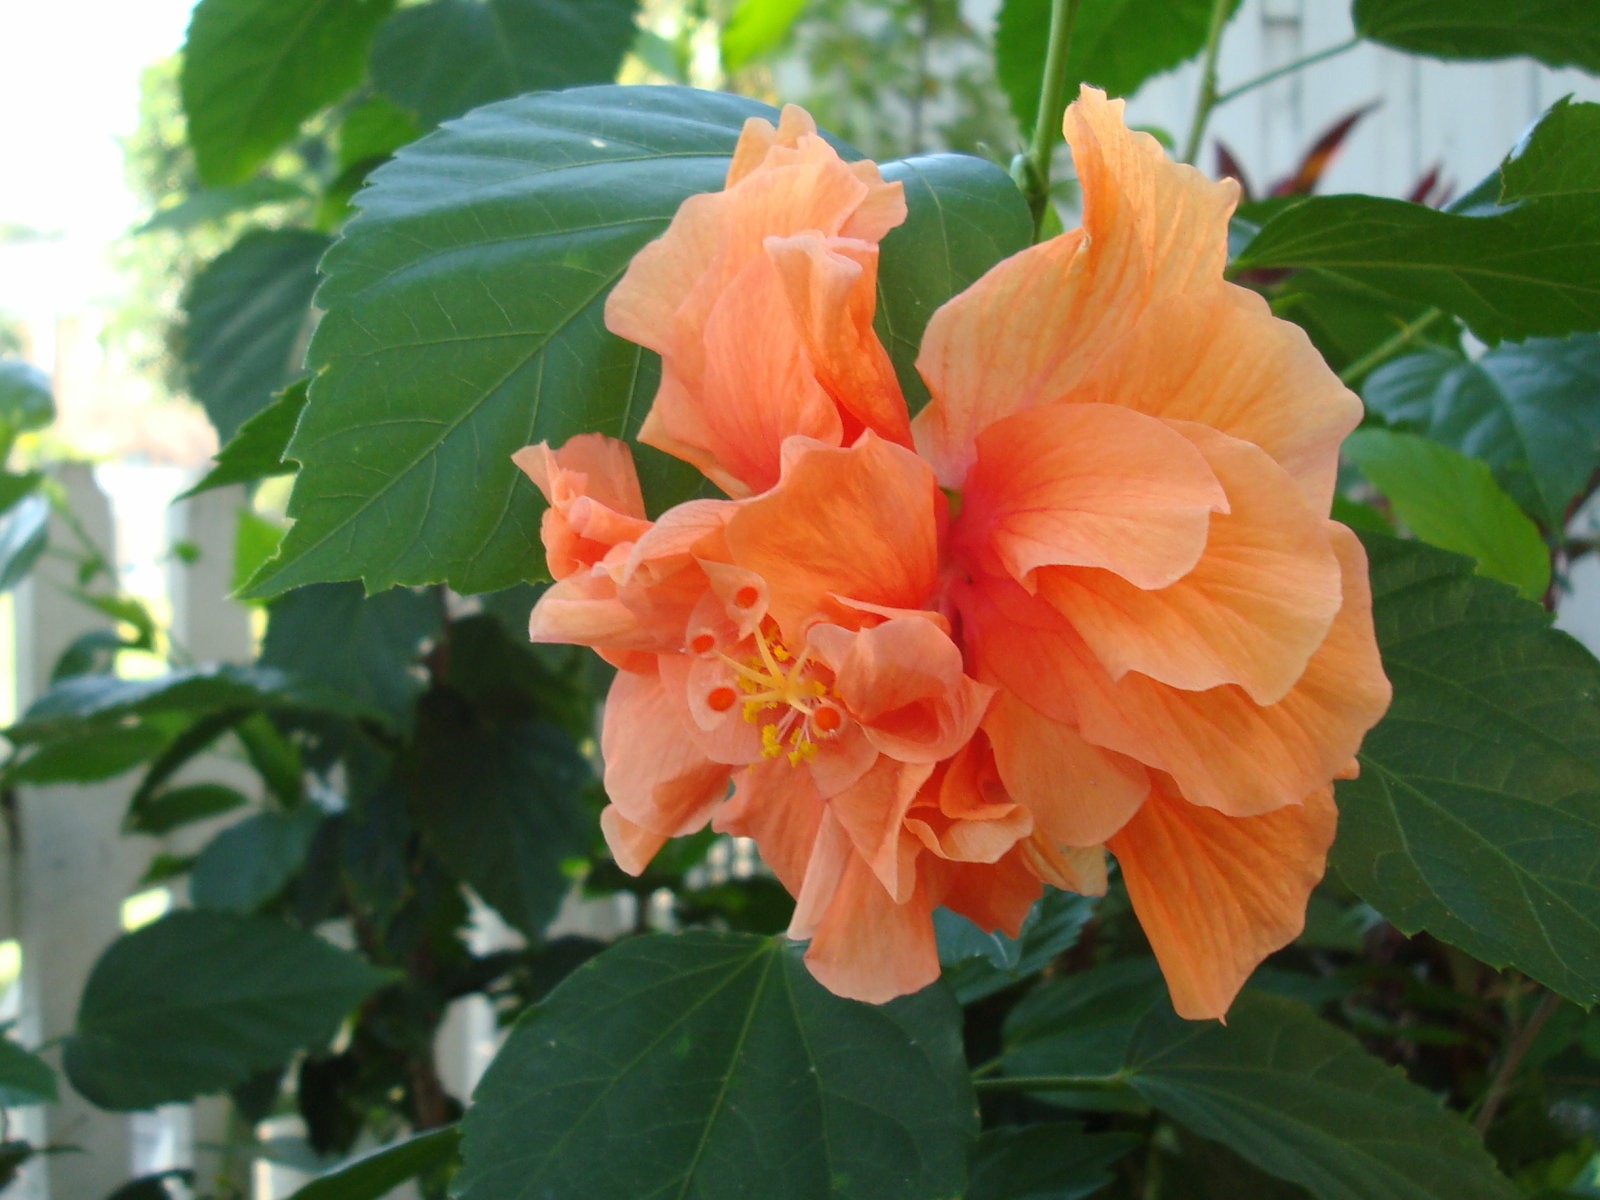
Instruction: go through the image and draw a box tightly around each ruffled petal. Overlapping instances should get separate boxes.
[514,436,650,579]
[600,667,731,837]
[725,435,942,639]
[600,806,670,875]
[1038,423,1342,704]
[912,86,1238,484]
[1108,781,1337,1020]
[985,689,1149,847]
[804,856,940,1003]
[959,403,1226,591]
[715,758,827,898]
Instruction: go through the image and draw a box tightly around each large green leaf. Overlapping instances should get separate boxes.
[408,695,591,938]
[1333,534,1600,1008]
[966,1123,1139,1200]
[4,724,173,785]
[1352,0,1600,73]
[1343,428,1550,600]
[936,887,1097,1004]
[1500,96,1600,204]
[285,1127,461,1200]
[64,910,391,1109]
[1001,959,1166,1085]
[0,1034,57,1107]
[996,0,1239,132]
[182,229,329,442]
[1363,338,1600,531]
[247,86,1031,597]
[181,0,395,185]
[260,582,440,723]
[370,0,641,128]
[875,155,1033,415]
[0,494,48,594]
[455,932,975,1200]
[1122,992,1518,1200]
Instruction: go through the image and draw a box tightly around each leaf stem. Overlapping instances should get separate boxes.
[1213,37,1360,106]
[1180,0,1235,164]
[972,1071,1128,1094]
[1015,0,1081,237]
[1474,989,1562,1134]
[1336,307,1446,386]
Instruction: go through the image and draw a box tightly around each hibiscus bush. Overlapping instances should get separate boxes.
[7,0,1600,1198]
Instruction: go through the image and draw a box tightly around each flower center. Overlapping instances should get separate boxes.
[717,622,842,766]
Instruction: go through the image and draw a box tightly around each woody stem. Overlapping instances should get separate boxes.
[1017,0,1081,238]
[1180,0,1235,165]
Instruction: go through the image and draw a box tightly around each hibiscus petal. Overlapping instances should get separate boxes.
[601,667,731,837]
[766,232,911,447]
[1039,423,1341,704]
[1074,285,1361,511]
[826,758,934,903]
[961,403,1226,591]
[514,436,651,579]
[912,86,1237,485]
[725,435,942,639]
[985,689,1150,847]
[934,849,1043,937]
[804,856,941,1003]
[1108,782,1337,1020]
[1071,523,1391,816]
[715,758,828,900]
[600,806,670,875]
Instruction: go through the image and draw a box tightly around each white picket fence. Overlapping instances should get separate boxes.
[4,1,1600,1196]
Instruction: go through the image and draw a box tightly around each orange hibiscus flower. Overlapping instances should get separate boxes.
[521,86,1391,1018]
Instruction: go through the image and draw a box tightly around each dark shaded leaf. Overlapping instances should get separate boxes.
[0,1034,57,1107]
[182,229,329,442]
[1500,96,1600,204]
[0,494,49,594]
[966,1122,1139,1200]
[1001,959,1165,1087]
[1333,534,1600,1007]
[1122,992,1519,1200]
[191,806,325,912]
[1353,0,1600,73]
[128,783,252,836]
[370,0,640,128]
[284,1126,461,1199]
[65,910,392,1109]
[5,724,172,785]
[181,0,395,185]
[456,933,975,1200]
[937,887,1097,1004]
[260,582,439,724]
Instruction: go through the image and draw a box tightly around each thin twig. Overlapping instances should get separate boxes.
[1474,989,1562,1135]
[1180,0,1235,164]
[1213,37,1360,106]
[1015,0,1081,237]
[1337,308,1447,386]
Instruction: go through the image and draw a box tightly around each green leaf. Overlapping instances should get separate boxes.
[182,229,329,442]
[996,0,1240,131]
[408,694,590,937]
[127,782,251,836]
[7,664,365,744]
[180,379,308,499]
[1500,97,1600,204]
[937,887,1097,1004]
[0,494,48,595]
[370,0,641,128]
[64,909,391,1110]
[0,1034,57,1107]
[190,806,324,913]
[336,96,422,172]
[1333,534,1600,1008]
[0,471,41,518]
[181,0,396,185]
[5,724,172,785]
[1238,100,1600,343]
[1002,959,1166,1084]
[102,1171,194,1200]
[233,508,288,596]
[875,155,1034,415]
[243,85,774,598]
[248,86,1028,597]
[721,0,809,70]
[1362,338,1600,532]
[284,1127,461,1199]
[1272,270,1459,378]
[1122,992,1519,1200]
[1343,428,1550,600]
[455,932,975,1200]
[137,180,311,235]
[966,1123,1139,1200]
[0,360,55,448]
[260,583,440,724]
[1352,0,1600,73]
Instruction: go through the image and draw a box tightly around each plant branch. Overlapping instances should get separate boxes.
[1336,307,1446,386]
[1014,0,1081,237]
[1180,0,1235,164]
[1213,37,1360,106]
[1474,989,1562,1134]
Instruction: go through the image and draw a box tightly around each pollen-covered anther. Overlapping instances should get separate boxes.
[717,625,845,766]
